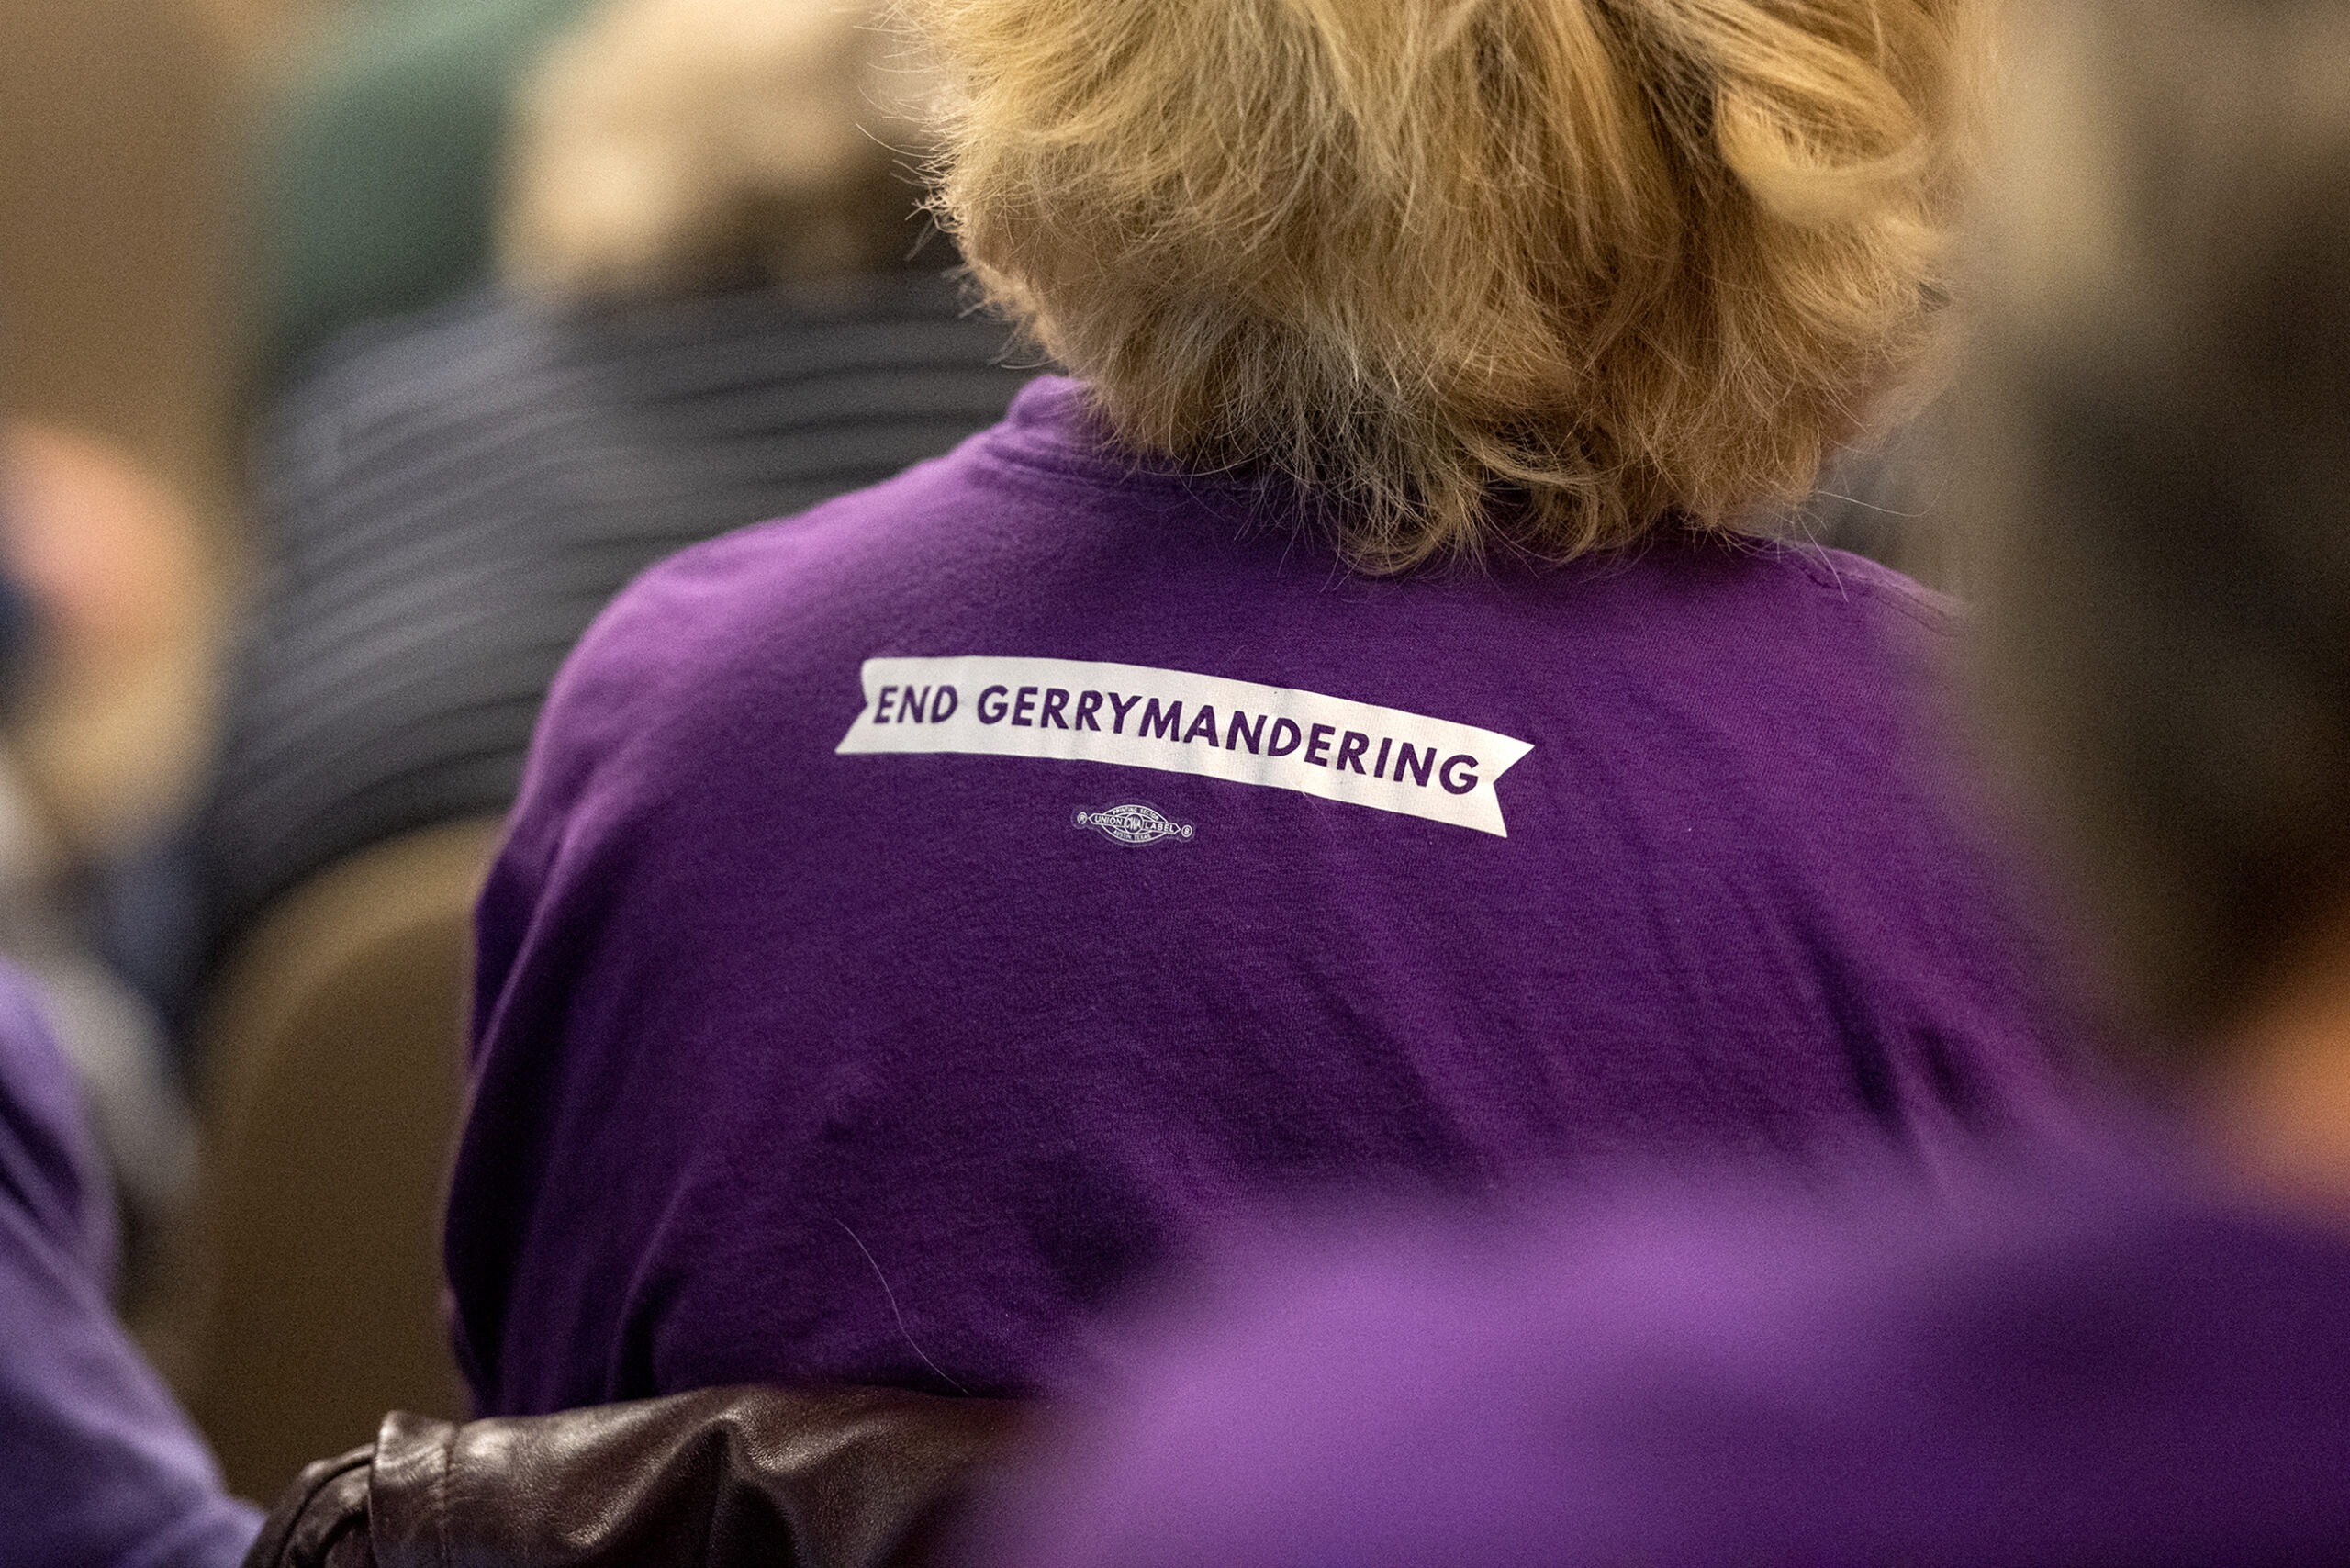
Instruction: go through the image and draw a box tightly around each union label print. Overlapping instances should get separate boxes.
[835,655,1534,836]
[1073,803,1195,846]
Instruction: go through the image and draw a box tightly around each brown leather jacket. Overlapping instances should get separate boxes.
[241,1385,1019,1568]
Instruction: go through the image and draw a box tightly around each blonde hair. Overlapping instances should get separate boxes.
[502,0,942,299]
[915,0,1985,568]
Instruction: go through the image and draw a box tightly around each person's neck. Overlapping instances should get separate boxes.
[2209,908,2350,1216]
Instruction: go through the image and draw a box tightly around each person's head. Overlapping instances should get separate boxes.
[912,0,1985,569]
[501,0,943,299]
[1965,0,2350,1058]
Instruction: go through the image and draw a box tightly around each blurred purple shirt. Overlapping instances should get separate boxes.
[0,963,260,1568]
[452,376,2086,1414]
[980,1164,2350,1567]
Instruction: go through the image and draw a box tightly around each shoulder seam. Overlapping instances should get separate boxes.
[1769,542,1958,635]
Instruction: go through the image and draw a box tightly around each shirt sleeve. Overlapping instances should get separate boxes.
[0,967,263,1568]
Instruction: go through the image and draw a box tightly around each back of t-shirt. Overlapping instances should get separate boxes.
[450,377,2083,1413]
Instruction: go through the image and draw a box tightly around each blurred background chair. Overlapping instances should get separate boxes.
[175,816,496,1496]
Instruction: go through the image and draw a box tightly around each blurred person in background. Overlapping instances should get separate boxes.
[248,0,599,383]
[0,947,259,1568]
[972,3,2350,1562]
[190,0,1031,993]
[448,0,2090,1421]
[0,0,239,1311]
[0,5,1024,1560]
[0,296,244,1559]
[0,422,204,1305]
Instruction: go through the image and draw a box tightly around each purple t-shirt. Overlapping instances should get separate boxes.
[0,963,261,1568]
[450,375,2082,1414]
[978,1163,2350,1567]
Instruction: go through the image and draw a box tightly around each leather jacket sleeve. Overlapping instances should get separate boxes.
[241,1384,1020,1568]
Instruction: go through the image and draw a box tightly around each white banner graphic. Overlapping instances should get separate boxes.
[835,656,1533,836]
